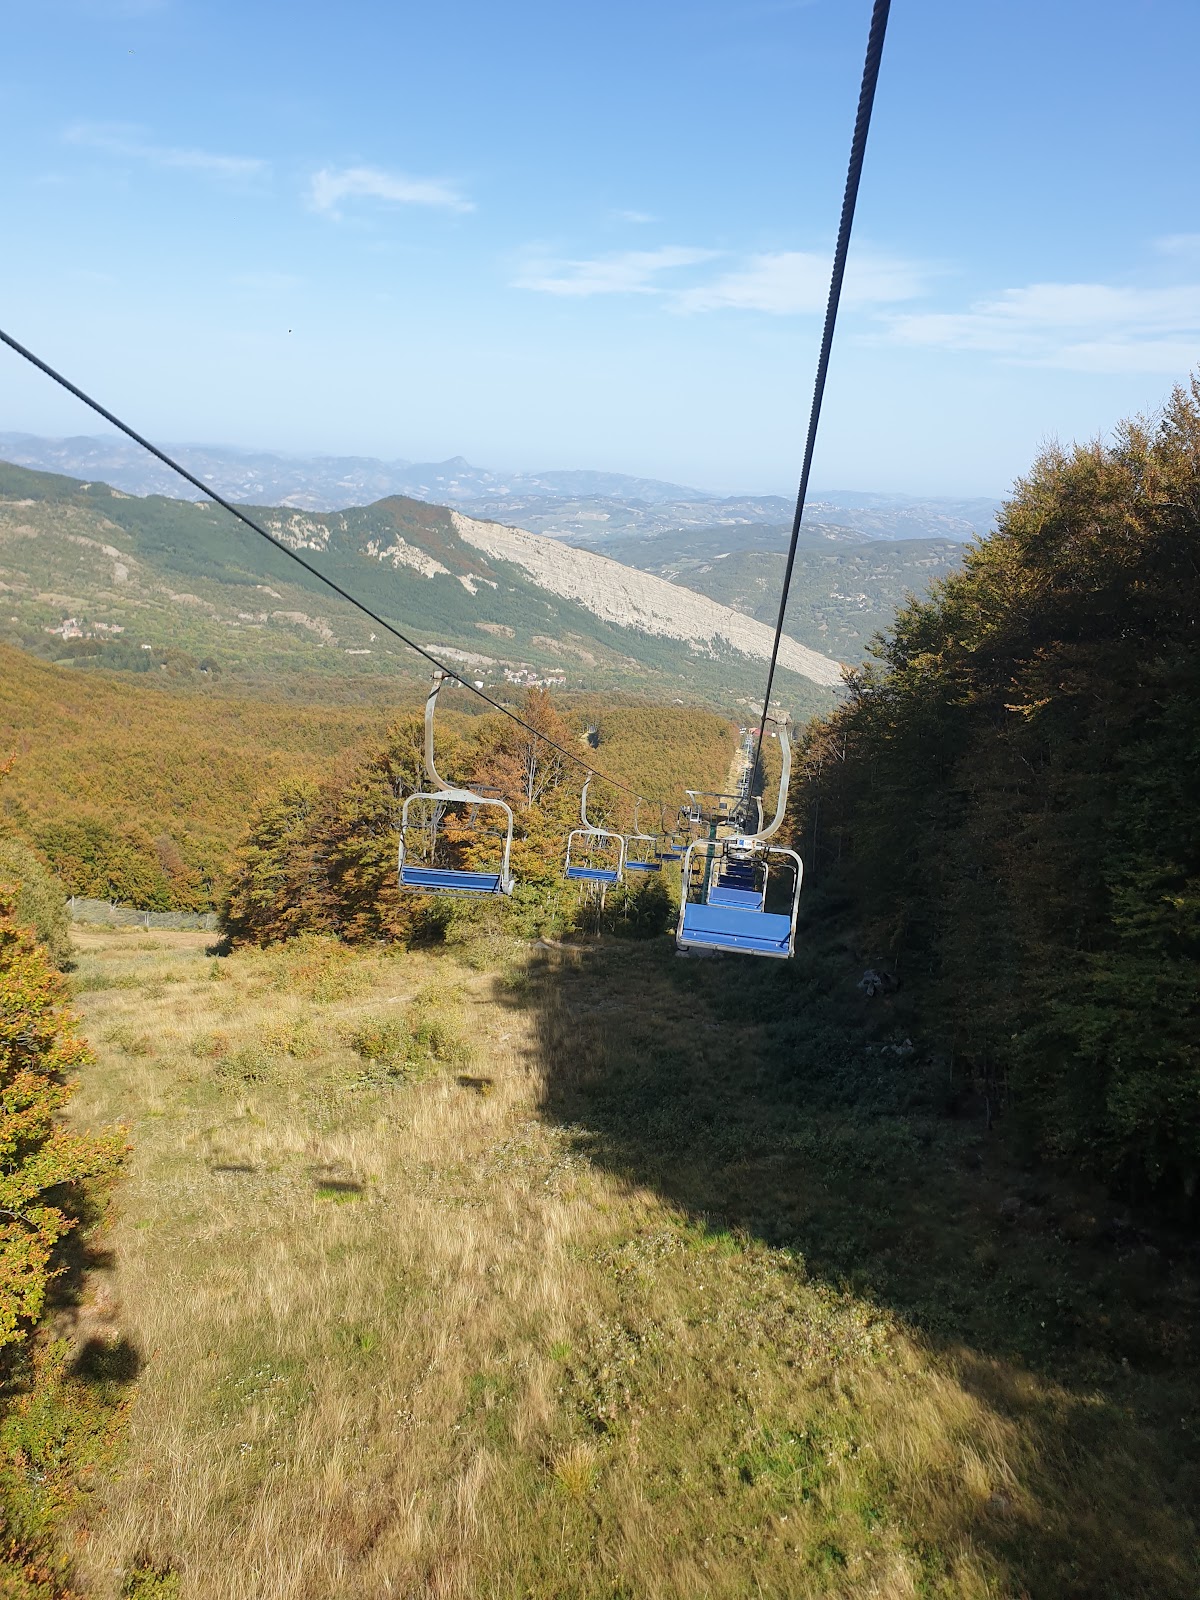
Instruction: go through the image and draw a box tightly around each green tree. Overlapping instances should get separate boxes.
[793,376,1200,1206]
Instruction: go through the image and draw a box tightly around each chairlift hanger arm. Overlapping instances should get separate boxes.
[743,717,792,844]
[423,672,481,801]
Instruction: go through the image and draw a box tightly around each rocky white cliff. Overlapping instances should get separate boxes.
[450,512,844,689]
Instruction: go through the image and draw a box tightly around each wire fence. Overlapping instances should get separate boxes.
[67,896,220,932]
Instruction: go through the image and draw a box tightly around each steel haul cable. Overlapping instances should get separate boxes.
[750,0,891,786]
[0,325,663,810]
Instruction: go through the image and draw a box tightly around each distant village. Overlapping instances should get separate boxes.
[45,617,124,640]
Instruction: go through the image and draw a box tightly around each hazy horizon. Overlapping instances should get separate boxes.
[0,426,1007,504]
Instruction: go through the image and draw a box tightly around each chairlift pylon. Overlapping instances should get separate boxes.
[398,673,516,896]
[564,774,626,886]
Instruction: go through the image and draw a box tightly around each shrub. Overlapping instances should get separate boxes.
[348,1017,407,1068]
[0,895,125,1352]
[0,839,72,968]
[259,1016,322,1059]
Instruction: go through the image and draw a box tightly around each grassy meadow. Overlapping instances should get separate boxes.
[43,918,1199,1599]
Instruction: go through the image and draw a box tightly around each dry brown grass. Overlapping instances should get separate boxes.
[58,926,1198,1599]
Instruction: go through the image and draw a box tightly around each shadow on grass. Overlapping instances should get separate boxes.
[70,1334,142,1386]
[499,927,1200,1600]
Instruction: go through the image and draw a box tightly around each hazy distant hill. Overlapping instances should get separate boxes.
[602,526,964,661]
[0,459,840,718]
[481,493,994,546]
[0,433,999,541]
[0,433,711,515]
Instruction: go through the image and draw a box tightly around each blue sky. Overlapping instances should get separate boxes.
[2,0,1199,496]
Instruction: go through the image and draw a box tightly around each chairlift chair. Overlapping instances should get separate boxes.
[398,673,516,895]
[676,718,802,959]
[624,800,663,873]
[564,775,626,886]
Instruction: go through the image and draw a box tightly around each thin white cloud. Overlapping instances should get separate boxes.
[514,246,718,297]
[515,243,924,310]
[64,121,267,180]
[614,209,656,224]
[673,249,924,314]
[888,281,1200,373]
[309,165,473,217]
[1156,233,1200,262]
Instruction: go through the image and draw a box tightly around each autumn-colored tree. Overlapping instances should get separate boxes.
[0,841,72,969]
[222,691,737,947]
[0,897,125,1351]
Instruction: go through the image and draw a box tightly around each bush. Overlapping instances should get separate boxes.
[348,1017,407,1067]
[0,839,72,968]
[347,994,471,1082]
[0,895,125,1352]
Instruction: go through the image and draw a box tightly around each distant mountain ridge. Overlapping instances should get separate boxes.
[0,433,1000,542]
[0,433,712,512]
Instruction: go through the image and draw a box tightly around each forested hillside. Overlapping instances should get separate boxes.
[791,380,1200,1207]
[0,460,835,714]
[0,647,392,908]
[0,645,735,915]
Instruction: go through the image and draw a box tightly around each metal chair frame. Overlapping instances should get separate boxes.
[564,775,626,886]
[398,673,516,896]
[656,804,686,862]
[676,717,802,958]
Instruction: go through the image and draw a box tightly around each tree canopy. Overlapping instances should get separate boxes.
[792,377,1200,1206]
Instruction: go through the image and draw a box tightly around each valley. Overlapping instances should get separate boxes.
[2,400,1197,1600]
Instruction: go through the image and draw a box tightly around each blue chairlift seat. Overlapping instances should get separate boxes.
[399,866,504,894]
[564,777,626,888]
[624,803,664,872]
[707,883,765,911]
[679,900,794,958]
[565,863,622,885]
[676,717,802,959]
[716,857,757,890]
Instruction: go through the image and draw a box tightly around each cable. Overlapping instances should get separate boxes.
[751,0,891,784]
[0,325,662,810]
